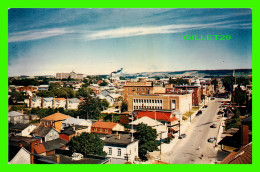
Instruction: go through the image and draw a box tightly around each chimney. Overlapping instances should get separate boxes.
[77,116,79,119]
[72,126,76,131]
[55,154,60,163]
[29,96,32,108]
[241,125,249,147]
[19,143,23,147]
[41,97,44,108]
[116,131,119,136]
[21,108,23,114]
[30,142,36,164]
[117,134,121,140]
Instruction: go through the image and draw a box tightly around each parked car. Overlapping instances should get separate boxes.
[178,134,186,139]
[210,123,217,128]
[203,105,208,108]
[211,97,215,100]
[218,110,224,115]
[196,110,202,116]
[208,137,216,143]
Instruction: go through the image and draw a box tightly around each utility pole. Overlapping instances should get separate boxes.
[179,119,181,138]
[189,103,191,123]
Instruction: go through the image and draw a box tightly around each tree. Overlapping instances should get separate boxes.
[221,76,235,93]
[9,92,26,104]
[211,79,218,92]
[49,83,62,90]
[68,132,106,157]
[99,81,108,86]
[76,87,94,98]
[121,101,128,112]
[101,99,109,109]
[134,123,158,160]
[234,84,246,106]
[119,76,126,80]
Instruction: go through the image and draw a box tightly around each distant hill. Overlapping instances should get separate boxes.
[125,69,252,78]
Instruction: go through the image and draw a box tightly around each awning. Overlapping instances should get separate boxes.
[170,126,179,132]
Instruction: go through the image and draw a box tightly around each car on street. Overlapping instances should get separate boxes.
[203,105,208,108]
[211,97,215,100]
[196,110,202,116]
[208,137,216,143]
[218,110,224,115]
[210,122,217,128]
[178,134,186,139]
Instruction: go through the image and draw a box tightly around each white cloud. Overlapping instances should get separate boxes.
[8,28,74,42]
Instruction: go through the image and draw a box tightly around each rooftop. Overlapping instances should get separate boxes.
[103,133,137,146]
[92,121,118,129]
[41,112,71,121]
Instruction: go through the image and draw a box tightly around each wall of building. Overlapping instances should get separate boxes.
[45,129,59,142]
[103,141,139,162]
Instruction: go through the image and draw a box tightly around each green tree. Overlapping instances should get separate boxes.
[68,132,106,157]
[135,123,158,160]
[101,99,109,109]
[99,81,108,86]
[78,95,102,119]
[49,83,62,90]
[121,101,128,112]
[119,76,126,80]
[76,87,94,98]
[221,76,235,93]
[234,84,246,105]
[211,79,218,92]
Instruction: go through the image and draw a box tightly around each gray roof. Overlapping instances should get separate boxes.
[43,138,68,152]
[8,111,26,117]
[32,126,53,137]
[60,125,88,135]
[68,98,81,103]
[10,123,30,131]
[103,134,138,147]
[44,97,53,102]
[63,117,90,125]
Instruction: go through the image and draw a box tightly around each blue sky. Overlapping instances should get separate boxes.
[8,8,252,76]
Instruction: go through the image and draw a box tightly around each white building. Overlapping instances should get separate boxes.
[8,111,30,124]
[102,134,139,163]
[129,116,168,140]
[62,117,92,132]
[38,85,49,91]
[9,124,37,137]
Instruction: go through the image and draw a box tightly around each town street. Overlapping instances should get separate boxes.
[161,99,224,164]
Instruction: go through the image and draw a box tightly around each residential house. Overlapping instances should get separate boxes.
[129,116,168,140]
[8,147,31,164]
[9,123,37,137]
[42,138,68,156]
[40,112,72,132]
[32,126,60,142]
[135,110,179,128]
[220,142,252,164]
[8,111,30,124]
[62,117,92,132]
[38,85,49,91]
[91,121,124,135]
[59,125,89,141]
[102,133,139,164]
[67,98,81,109]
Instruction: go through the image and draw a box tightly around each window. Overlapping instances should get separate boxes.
[105,129,108,133]
[93,128,97,131]
[117,149,121,156]
[99,129,102,132]
[109,148,112,155]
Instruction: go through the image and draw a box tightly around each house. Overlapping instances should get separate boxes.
[62,117,92,132]
[43,97,53,108]
[9,123,37,137]
[54,98,66,109]
[91,121,124,134]
[59,125,89,141]
[40,112,72,132]
[9,136,46,164]
[220,142,252,164]
[67,98,81,109]
[33,149,111,164]
[32,126,60,142]
[42,138,68,156]
[8,147,31,164]
[8,111,30,124]
[135,110,179,127]
[38,85,49,91]
[102,133,139,163]
[129,116,168,140]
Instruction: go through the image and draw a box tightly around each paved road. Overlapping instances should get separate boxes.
[161,99,224,164]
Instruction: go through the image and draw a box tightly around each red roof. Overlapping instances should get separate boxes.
[221,142,252,164]
[137,111,178,122]
[92,121,117,129]
[34,143,46,154]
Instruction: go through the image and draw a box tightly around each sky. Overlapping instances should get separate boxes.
[8,8,252,76]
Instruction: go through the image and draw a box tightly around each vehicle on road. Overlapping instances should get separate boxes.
[196,110,202,116]
[203,105,208,108]
[208,137,216,143]
[210,122,217,128]
[211,97,215,100]
[218,110,224,115]
[178,134,186,139]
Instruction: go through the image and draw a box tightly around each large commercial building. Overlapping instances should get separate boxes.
[127,93,192,114]
[123,78,165,101]
[56,71,83,80]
